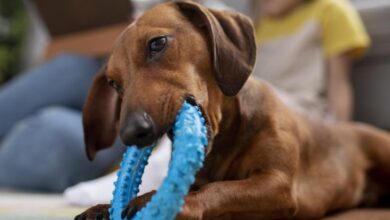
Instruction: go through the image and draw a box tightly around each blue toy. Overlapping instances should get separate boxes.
[109,101,208,220]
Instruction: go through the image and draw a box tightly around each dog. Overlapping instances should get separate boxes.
[76,1,390,219]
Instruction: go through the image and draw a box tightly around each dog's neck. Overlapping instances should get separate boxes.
[206,78,273,152]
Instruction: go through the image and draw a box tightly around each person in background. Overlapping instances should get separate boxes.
[252,0,370,121]
[0,0,134,191]
[0,54,126,192]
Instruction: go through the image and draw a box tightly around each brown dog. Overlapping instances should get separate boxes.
[77,1,390,219]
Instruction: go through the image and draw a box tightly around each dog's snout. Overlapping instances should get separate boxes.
[120,112,156,147]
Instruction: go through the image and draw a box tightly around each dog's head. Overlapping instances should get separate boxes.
[83,1,256,160]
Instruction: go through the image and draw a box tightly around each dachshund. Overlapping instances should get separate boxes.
[77,1,390,219]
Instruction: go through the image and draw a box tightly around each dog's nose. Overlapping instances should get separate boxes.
[120,112,155,147]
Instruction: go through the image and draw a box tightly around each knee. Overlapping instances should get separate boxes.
[37,106,78,119]
[0,107,83,192]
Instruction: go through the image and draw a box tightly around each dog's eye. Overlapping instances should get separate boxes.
[149,36,167,54]
[107,79,123,94]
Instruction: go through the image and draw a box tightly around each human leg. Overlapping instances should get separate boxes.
[0,106,124,192]
[0,54,101,138]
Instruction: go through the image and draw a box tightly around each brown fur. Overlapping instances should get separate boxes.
[77,1,390,219]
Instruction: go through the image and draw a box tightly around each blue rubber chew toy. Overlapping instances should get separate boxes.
[109,101,208,220]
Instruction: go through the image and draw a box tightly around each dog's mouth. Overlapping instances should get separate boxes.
[166,95,209,142]
[167,128,174,141]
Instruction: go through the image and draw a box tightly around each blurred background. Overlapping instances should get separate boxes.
[0,0,389,219]
[1,0,389,128]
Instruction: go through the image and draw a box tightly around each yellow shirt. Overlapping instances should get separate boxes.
[253,0,370,115]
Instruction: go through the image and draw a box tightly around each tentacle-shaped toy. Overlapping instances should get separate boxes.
[110,101,208,220]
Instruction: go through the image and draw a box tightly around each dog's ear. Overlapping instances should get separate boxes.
[82,66,121,160]
[176,1,257,96]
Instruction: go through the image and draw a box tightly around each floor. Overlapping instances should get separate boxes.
[0,189,85,220]
[324,209,390,220]
[2,189,390,220]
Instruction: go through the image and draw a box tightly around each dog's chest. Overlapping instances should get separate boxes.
[201,144,251,182]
